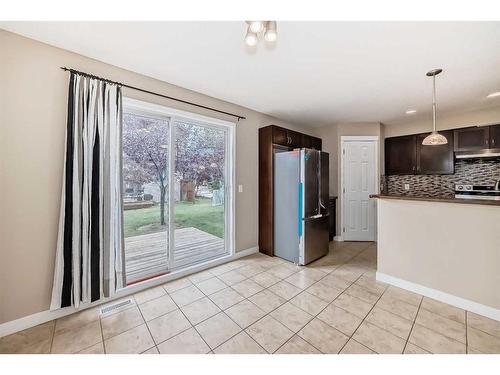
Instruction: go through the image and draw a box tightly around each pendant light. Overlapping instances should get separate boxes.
[422,68,448,146]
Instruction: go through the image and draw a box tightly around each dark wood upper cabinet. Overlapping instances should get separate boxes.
[271,126,319,149]
[385,135,417,175]
[272,126,288,147]
[489,124,500,148]
[288,130,302,148]
[311,136,322,150]
[386,131,453,175]
[302,134,312,148]
[302,134,322,150]
[416,130,454,174]
[454,126,490,152]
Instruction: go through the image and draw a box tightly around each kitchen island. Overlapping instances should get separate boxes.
[372,194,500,320]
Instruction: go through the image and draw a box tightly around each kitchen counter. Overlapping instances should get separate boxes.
[374,195,500,320]
[370,194,500,206]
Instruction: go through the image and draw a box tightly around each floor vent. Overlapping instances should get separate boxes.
[99,298,134,317]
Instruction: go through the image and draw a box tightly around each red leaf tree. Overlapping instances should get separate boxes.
[123,114,225,227]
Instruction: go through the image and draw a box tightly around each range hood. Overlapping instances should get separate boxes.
[455,149,500,159]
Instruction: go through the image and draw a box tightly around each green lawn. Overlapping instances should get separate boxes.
[123,198,224,238]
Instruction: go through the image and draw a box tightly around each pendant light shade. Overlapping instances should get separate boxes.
[422,68,447,146]
[422,131,448,146]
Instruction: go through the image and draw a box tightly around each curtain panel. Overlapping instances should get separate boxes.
[51,72,125,309]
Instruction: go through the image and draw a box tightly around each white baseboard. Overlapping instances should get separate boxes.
[0,246,259,338]
[376,272,500,322]
[333,236,343,242]
[232,246,259,258]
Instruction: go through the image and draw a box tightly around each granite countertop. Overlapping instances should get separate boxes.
[370,194,500,206]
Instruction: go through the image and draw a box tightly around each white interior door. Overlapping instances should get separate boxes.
[342,140,377,241]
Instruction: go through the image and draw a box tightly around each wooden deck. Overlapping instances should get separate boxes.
[124,227,225,284]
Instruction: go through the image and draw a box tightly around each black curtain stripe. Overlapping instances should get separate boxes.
[61,73,75,307]
[90,127,101,302]
[80,88,85,302]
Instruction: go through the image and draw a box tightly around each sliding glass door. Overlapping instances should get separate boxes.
[122,99,233,285]
[170,119,229,269]
[122,112,171,285]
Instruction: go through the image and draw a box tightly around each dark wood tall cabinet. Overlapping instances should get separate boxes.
[259,125,322,256]
[328,197,337,241]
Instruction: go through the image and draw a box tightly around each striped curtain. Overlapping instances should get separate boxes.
[51,72,125,309]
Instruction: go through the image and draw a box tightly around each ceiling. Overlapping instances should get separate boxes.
[2,21,500,127]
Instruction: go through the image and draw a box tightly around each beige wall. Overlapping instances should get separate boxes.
[316,125,339,195]
[383,106,500,138]
[316,122,383,234]
[377,198,500,313]
[0,30,317,324]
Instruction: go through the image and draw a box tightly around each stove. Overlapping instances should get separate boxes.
[455,184,500,201]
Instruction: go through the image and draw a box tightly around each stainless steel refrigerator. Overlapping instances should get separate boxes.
[274,148,329,265]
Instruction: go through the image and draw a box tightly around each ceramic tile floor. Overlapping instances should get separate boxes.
[2,241,500,354]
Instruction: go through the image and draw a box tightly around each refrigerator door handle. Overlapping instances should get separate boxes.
[298,183,303,236]
[318,151,326,212]
[303,214,330,222]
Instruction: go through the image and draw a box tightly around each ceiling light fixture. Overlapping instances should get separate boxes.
[244,30,258,46]
[249,21,264,33]
[422,68,448,146]
[264,21,277,42]
[487,91,500,98]
[406,110,417,114]
[244,21,277,46]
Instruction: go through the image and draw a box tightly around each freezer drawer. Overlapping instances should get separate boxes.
[301,215,329,265]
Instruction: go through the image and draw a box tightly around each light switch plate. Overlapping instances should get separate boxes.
[238,184,243,193]
[404,183,410,190]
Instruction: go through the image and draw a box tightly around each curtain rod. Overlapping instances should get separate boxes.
[60,67,246,121]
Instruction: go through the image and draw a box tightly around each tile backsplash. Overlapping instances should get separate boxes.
[384,159,500,198]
